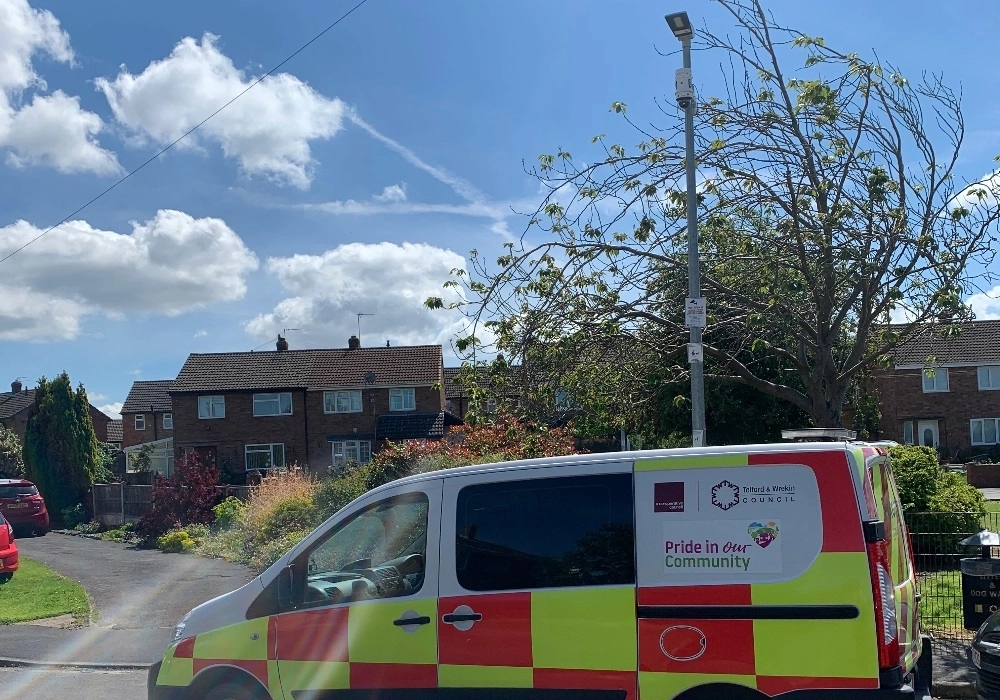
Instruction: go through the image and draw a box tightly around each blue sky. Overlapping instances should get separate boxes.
[2,0,999,418]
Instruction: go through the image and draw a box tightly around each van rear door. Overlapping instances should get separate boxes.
[633,448,880,698]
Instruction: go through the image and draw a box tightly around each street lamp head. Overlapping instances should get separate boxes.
[665,11,694,40]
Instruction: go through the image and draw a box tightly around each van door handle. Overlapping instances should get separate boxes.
[393,615,431,626]
[442,613,483,623]
[915,593,922,603]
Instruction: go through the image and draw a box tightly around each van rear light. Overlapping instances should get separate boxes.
[868,540,901,671]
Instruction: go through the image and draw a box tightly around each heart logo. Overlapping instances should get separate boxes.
[748,521,779,549]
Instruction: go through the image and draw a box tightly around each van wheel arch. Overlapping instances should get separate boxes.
[189,665,269,700]
[672,684,766,700]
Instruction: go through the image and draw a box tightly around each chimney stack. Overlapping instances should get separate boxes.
[276,335,289,352]
[11,379,22,393]
[348,335,361,350]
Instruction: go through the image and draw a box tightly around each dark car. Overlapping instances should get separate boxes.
[0,479,50,535]
[972,610,1000,697]
[0,512,17,583]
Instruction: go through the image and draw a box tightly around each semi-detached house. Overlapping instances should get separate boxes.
[168,336,461,479]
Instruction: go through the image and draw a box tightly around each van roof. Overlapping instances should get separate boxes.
[376,440,873,492]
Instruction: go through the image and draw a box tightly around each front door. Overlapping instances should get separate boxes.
[438,464,637,699]
[273,482,442,699]
[917,420,940,449]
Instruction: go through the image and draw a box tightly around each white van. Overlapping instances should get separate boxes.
[149,441,932,700]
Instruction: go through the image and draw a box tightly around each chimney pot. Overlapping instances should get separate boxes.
[276,335,289,352]
[11,380,22,393]
[348,335,361,350]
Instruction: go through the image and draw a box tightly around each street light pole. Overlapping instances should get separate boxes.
[666,11,706,447]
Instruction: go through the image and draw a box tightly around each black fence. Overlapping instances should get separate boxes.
[907,510,1000,638]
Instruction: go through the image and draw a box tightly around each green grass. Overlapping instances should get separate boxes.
[917,570,964,635]
[0,558,91,625]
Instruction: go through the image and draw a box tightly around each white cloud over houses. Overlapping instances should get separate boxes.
[0,0,120,175]
[99,402,123,420]
[96,33,346,189]
[245,242,467,349]
[968,286,1000,320]
[0,210,258,341]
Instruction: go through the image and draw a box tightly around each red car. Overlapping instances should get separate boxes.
[0,479,50,536]
[0,512,17,582]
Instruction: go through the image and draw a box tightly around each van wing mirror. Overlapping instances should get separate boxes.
[277,565,296,612]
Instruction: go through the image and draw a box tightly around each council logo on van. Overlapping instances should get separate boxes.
[710,479,797,510]
[654,482,685,512]
[748,520,779,548]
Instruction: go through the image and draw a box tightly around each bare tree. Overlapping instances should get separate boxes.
[429,0,1000,428]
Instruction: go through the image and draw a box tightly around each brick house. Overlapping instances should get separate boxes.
[169,336,461,480]
[120,380,174,449]
[874,320,1000,459]
[0,379,112,444]
[106,420,123,449]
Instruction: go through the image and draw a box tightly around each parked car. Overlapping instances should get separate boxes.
[0,479,50,536]
[972,610,1000,698]
[0,512,17,583]
[150,440,932,700]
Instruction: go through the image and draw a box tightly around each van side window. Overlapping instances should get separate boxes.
[455,473,634,591]
[301,492,429,607]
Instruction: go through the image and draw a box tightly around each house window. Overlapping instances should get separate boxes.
[135,414,145,431]
[980,366,1000,390]
[972,419,1000,446]
[331,440,372,465]
[253,392,293,417]
[902,420,914,445]
[485,398,497,414]
[324,390,362,414]
[245,443,285,471]
[922,368,949,392]
[163,413,173,430]
[198,395,226,419]
[390,388,415,412]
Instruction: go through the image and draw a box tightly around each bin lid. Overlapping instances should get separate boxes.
[960,529,1000,546]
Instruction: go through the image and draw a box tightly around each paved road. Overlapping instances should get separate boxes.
[0,533,254,665]
[0,666,147,698]
[16,533,253,629]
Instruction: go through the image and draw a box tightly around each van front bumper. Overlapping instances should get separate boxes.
[147,661,186,700]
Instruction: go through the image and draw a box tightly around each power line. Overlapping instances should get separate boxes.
[0,0,371,266]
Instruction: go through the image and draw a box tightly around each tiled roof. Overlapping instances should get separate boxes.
[0,389,35,420]
[890,320,1000,366]
[171,345,443,393]
[443,364,522,399]
[376,411,463,441]
[121,380,174,413]
[106,420,123,443]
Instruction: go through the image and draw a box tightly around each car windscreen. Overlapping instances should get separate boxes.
[0,485,38,498]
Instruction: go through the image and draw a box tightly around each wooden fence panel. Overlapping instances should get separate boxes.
[88,483,256,526]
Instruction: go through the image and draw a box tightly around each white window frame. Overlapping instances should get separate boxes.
[134,414,145,431]
[163,413,173,430]
[324,390,363,414]
[979,366,1000,391]
[253,392,293,417]
[972,418,1000,447]
[198,395,226,419]
[390,388,416,412]
[922,368,949,393]
[331,440,372,465]
[245,443,285,471]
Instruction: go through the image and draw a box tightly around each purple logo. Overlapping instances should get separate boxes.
[654,482,685,512]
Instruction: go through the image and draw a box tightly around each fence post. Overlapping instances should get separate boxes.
[120,483,125,527]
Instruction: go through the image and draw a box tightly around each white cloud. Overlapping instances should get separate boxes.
[0,209,259,341]
[96,33,345,189]
[0,0,120,174]
[193,329,208,338]
[99,402,123,420]
[245,242,466,348]
[374,183,407,203]
[969,287,1000,320]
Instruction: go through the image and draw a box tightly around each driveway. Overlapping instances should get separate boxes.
[0,533,254,665]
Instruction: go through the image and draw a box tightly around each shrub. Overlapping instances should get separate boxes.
[258,496,318,543]
[61,504,88,529]
[100,522,137,543]
[314,467,370,521]
[74,520,101,534]
[889,445,940,511]
[136,452,221,544]
[158,529,196,553]
[213,497,247,529]
[248,529,313,572]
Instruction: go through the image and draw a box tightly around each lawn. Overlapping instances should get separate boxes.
[0,558,91,625]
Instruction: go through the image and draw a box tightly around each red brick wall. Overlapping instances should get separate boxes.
[173,385,446,476]
[875,365,1000,458]
[0,413,29,442]
[121,411,175,448]
[3,405,111,444]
